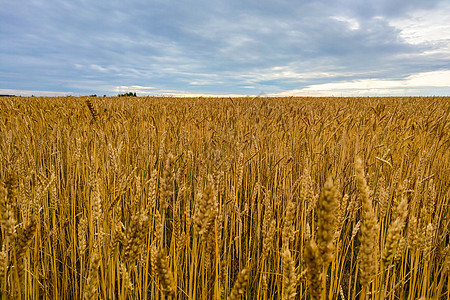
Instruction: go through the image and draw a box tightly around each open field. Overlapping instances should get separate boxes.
[0,96,449,299]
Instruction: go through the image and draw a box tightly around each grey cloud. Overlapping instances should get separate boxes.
[1,0,449,96]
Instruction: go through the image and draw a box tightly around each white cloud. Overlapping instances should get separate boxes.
[189,80,224,85]
[90,64,109,72]
[331,16,360,31]
[113,85,156,93]
[238,66,348,82]
[0,89,74,96]
[150,91,249,97]
[389,3,450,45]
[110,85,250,97]
[406,70,450,86]
[272,70,450,96]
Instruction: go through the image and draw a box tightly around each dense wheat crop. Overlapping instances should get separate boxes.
[0,96,449,299]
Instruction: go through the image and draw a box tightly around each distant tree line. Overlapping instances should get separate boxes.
[87,93,137,97]
[118,92,137,97]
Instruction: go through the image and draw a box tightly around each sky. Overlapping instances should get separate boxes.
[1,0,450,97]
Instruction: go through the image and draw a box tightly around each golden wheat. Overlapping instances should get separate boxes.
[0,96,448,299]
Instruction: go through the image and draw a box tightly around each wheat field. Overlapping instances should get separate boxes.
[0,96,449,299]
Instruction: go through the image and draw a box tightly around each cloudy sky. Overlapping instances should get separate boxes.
[1,0,449,96]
